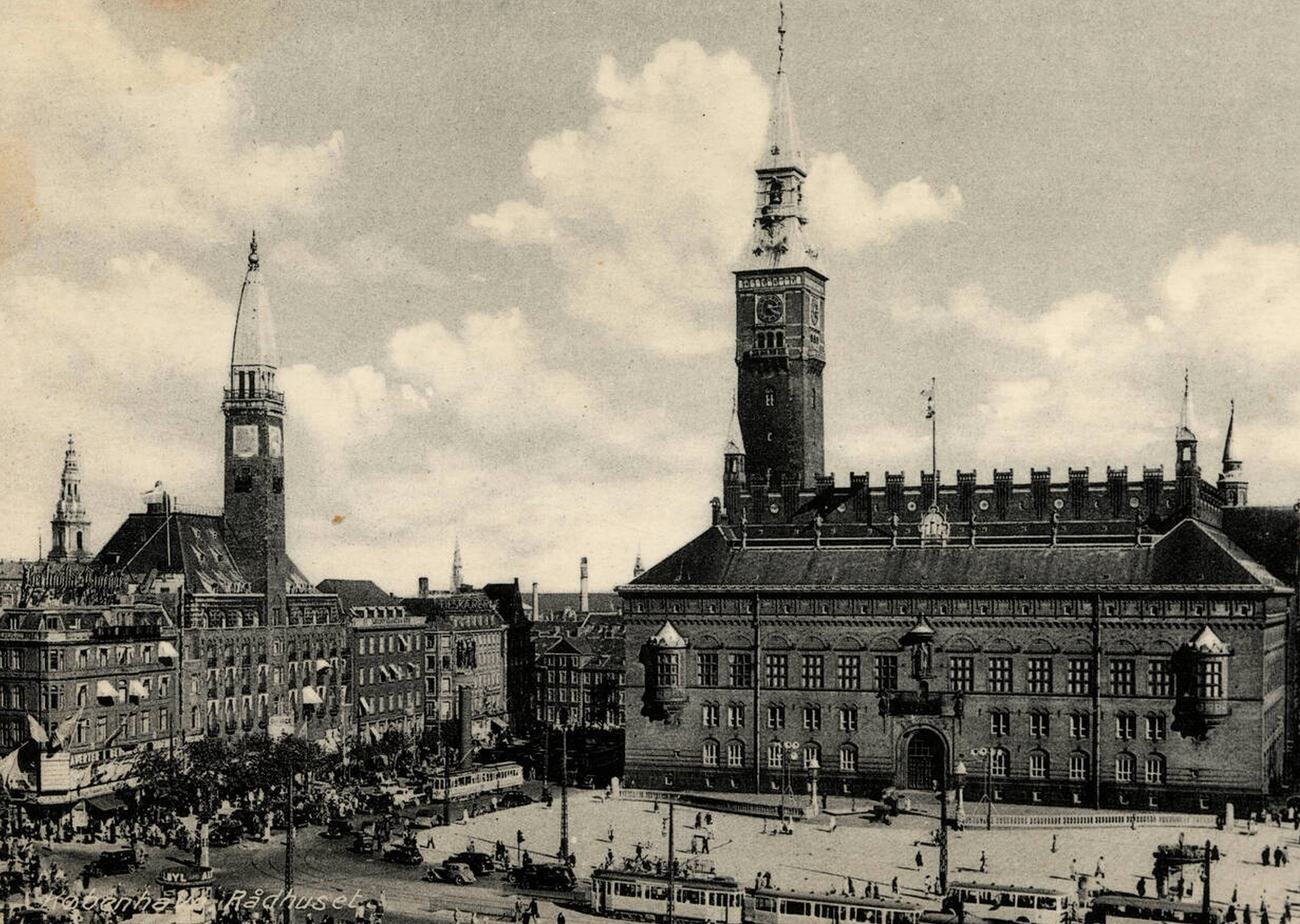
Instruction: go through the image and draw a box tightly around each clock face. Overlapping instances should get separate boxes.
[756,294,785,325]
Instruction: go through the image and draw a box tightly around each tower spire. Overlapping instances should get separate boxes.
[1176,368,1195,441]
[776,0,786,76]
[451,538,464,592]
[49,434,91,561]
[1218,399,1248,506]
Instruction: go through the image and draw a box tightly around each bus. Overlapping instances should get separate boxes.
[946,882,1071,924]
[427,761,524,801]
[747,887,922,924]
[1085,893,1219,924]
[590,868,744,923]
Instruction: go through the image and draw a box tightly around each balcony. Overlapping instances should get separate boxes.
[878,690,961,718]
[222,387,285,408]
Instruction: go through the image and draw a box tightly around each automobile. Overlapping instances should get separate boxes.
[351,832,379,854]
[497,791,534,809]
[447,850,498,876]
[383,843,424,866]
[207,819,243,848]
[84,848,143,878]
[423,861,476,886]
[321,816,354,839]
[507,863,576,891]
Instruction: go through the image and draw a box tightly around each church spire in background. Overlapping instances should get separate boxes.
[450,537,464,592]
[49,434,91,561]
[1218,399,1248,506]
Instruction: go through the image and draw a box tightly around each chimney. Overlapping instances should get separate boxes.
[531,582,540,621]
[579,557,589,613]
[418,576,429,599]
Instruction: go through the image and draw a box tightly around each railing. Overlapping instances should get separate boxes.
[985,811,1215,829]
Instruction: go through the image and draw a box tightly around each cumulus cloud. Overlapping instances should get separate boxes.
[468,40,960,355]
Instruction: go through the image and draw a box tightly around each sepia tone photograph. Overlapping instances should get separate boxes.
[1,1,1299,923]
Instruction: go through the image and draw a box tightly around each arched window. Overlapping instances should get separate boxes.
[765,388,775,407]
[1028,750,1049,780]
[726,740,744,768]
[1069,751,1089,782]
[839,744,858,772]
[702,739,719,767]
[1115,752,1135,784]
[990,747,1009,778]
[767,178,783,205]
[803,742,821,766]
[1144,754,1166,785]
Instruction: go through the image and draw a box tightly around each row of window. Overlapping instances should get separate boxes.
[358,633,420,655]
[987,711,1167,741]
[702,703,859,732]
[693,653,1219,698]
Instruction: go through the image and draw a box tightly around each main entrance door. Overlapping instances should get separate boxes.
[905,729,945,790]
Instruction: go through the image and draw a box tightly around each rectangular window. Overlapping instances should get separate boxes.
[1027,658,1053,694]
[729,653,754,689]
[1067,658,1094,696]
[697,653,719,687]
[949,656,974,693]
[1028,752,1047,780]
[1198,661,1223,699]
[1029,713,1050,737]
[801,655,824,689]
[839,707,858,732]
[874,655,898,692]
[1069,713,1091,739]
[1110,659,1136,697]
[702,741,718,767]
[990,710,1009,737]
[767,743,783,769]
[1148,659,1173,697]
[727,704,744,728]
[1069,753,1088,782]
[766,704,785,729]
[803,705,821,730]
[836,655,861,690]
[764,653,789,689]
[988,657,1013,694]
[1145,714,1167,741]
[702,704,719,728]
[1115,755,1134,783]
[1115,714,1137,740]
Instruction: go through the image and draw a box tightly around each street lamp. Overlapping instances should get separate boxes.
[778,740,800,820]
[970,747,992,831]
[953,760,968,819]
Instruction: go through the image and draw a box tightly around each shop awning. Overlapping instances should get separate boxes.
[489,717,508,732]
[157,641,179,663]
[96,680,118,704]
[301,686,324,706]
[127,680,148,701]
[86,793,126,813]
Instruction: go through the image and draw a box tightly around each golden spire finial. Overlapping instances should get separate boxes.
[248,230,259,271]
[777,1,786,76]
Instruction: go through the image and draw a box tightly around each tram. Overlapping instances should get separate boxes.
[591,868,745,923]
[747,886,922,924]
[946,882,1072,924]
[427,761,524,800]
[1084,893,1219,924]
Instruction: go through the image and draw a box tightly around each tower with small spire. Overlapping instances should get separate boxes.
[632,551,645,579]
[1218,400,1248,507]
[450,538,464,592]
[723,399,747,519]
[222,233,288,621]
[734,3,827,490]
[49,434,91,561]
[1174,370,1201,513]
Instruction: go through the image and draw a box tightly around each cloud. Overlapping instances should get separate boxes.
[806,154,962,249]
[0,0,344,246]
[278,364,397,448]
[270,235,446,289]
[469,40,960,355]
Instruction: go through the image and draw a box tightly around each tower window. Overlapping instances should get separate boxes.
[75,531,83,551]
[234,472,252,493]
[764,388,775,407]
[272,477,284,494]
[767,178,783,205]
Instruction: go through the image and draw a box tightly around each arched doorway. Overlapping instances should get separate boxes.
[903,728,946,790]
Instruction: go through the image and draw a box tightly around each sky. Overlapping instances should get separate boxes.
[1,0,1298,594]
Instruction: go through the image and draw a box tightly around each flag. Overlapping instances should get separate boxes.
[921,378,936,419]
[52,703,85,752]
[104,719,127,747]
[0,745,29,790]
[26,715,48,745]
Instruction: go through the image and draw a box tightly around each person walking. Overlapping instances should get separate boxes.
[557,914,565,924]
[916,850,924,869]
[980,852,987,873]
[1095,857,1106,879]
[1070,859,1078,879]
[891,877,899,895]
[1262,847,1271,867]
[1137,878,1147,898]
[1051,835,1058,854]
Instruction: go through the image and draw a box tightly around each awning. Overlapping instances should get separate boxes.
[489,718,507,732]
[157,641,179,663]
[314,658,331,673]
[301,686,324,706]
[86,793,126,814]
[128,680,148,701]
[96,680,117,705]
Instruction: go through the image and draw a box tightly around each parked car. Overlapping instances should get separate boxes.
[423,861,476,886]
[321,816,354,839]
[208,819,243,848]
[383,843,424,866]
[498,791,534,809]
[447,850,498,876]
[351,832,379,854]
[507,863,576,891]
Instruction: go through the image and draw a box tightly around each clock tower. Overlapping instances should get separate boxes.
[222,234,288,622]
[734,29,826,489]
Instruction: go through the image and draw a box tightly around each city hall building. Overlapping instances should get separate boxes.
[620,52,1300,813]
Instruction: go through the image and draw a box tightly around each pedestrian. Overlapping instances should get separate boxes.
[924,876,933,895]
[557,914,565,924]
[891,877,898,895]
[1233,888,1240,904]
[1227,906,1238,924]
[696,812,703,828]
[1070,859,1077,879]
[1245,906,1253,924]
[1275,847,1285,867]
[916,850,924,869]
[980,852,987,873]
[1095,857,1106,879]
[1262,847,1271,867]
[608,826,615,842]
[1051,835,1057,854]
[1137,878,1147,898]
[529,898,539,920]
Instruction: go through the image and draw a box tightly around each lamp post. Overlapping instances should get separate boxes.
[953,760,967,820]
[558,708,571,863]
[779,740,800,820]
[969,747,993,830]
[937,762,949,896]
